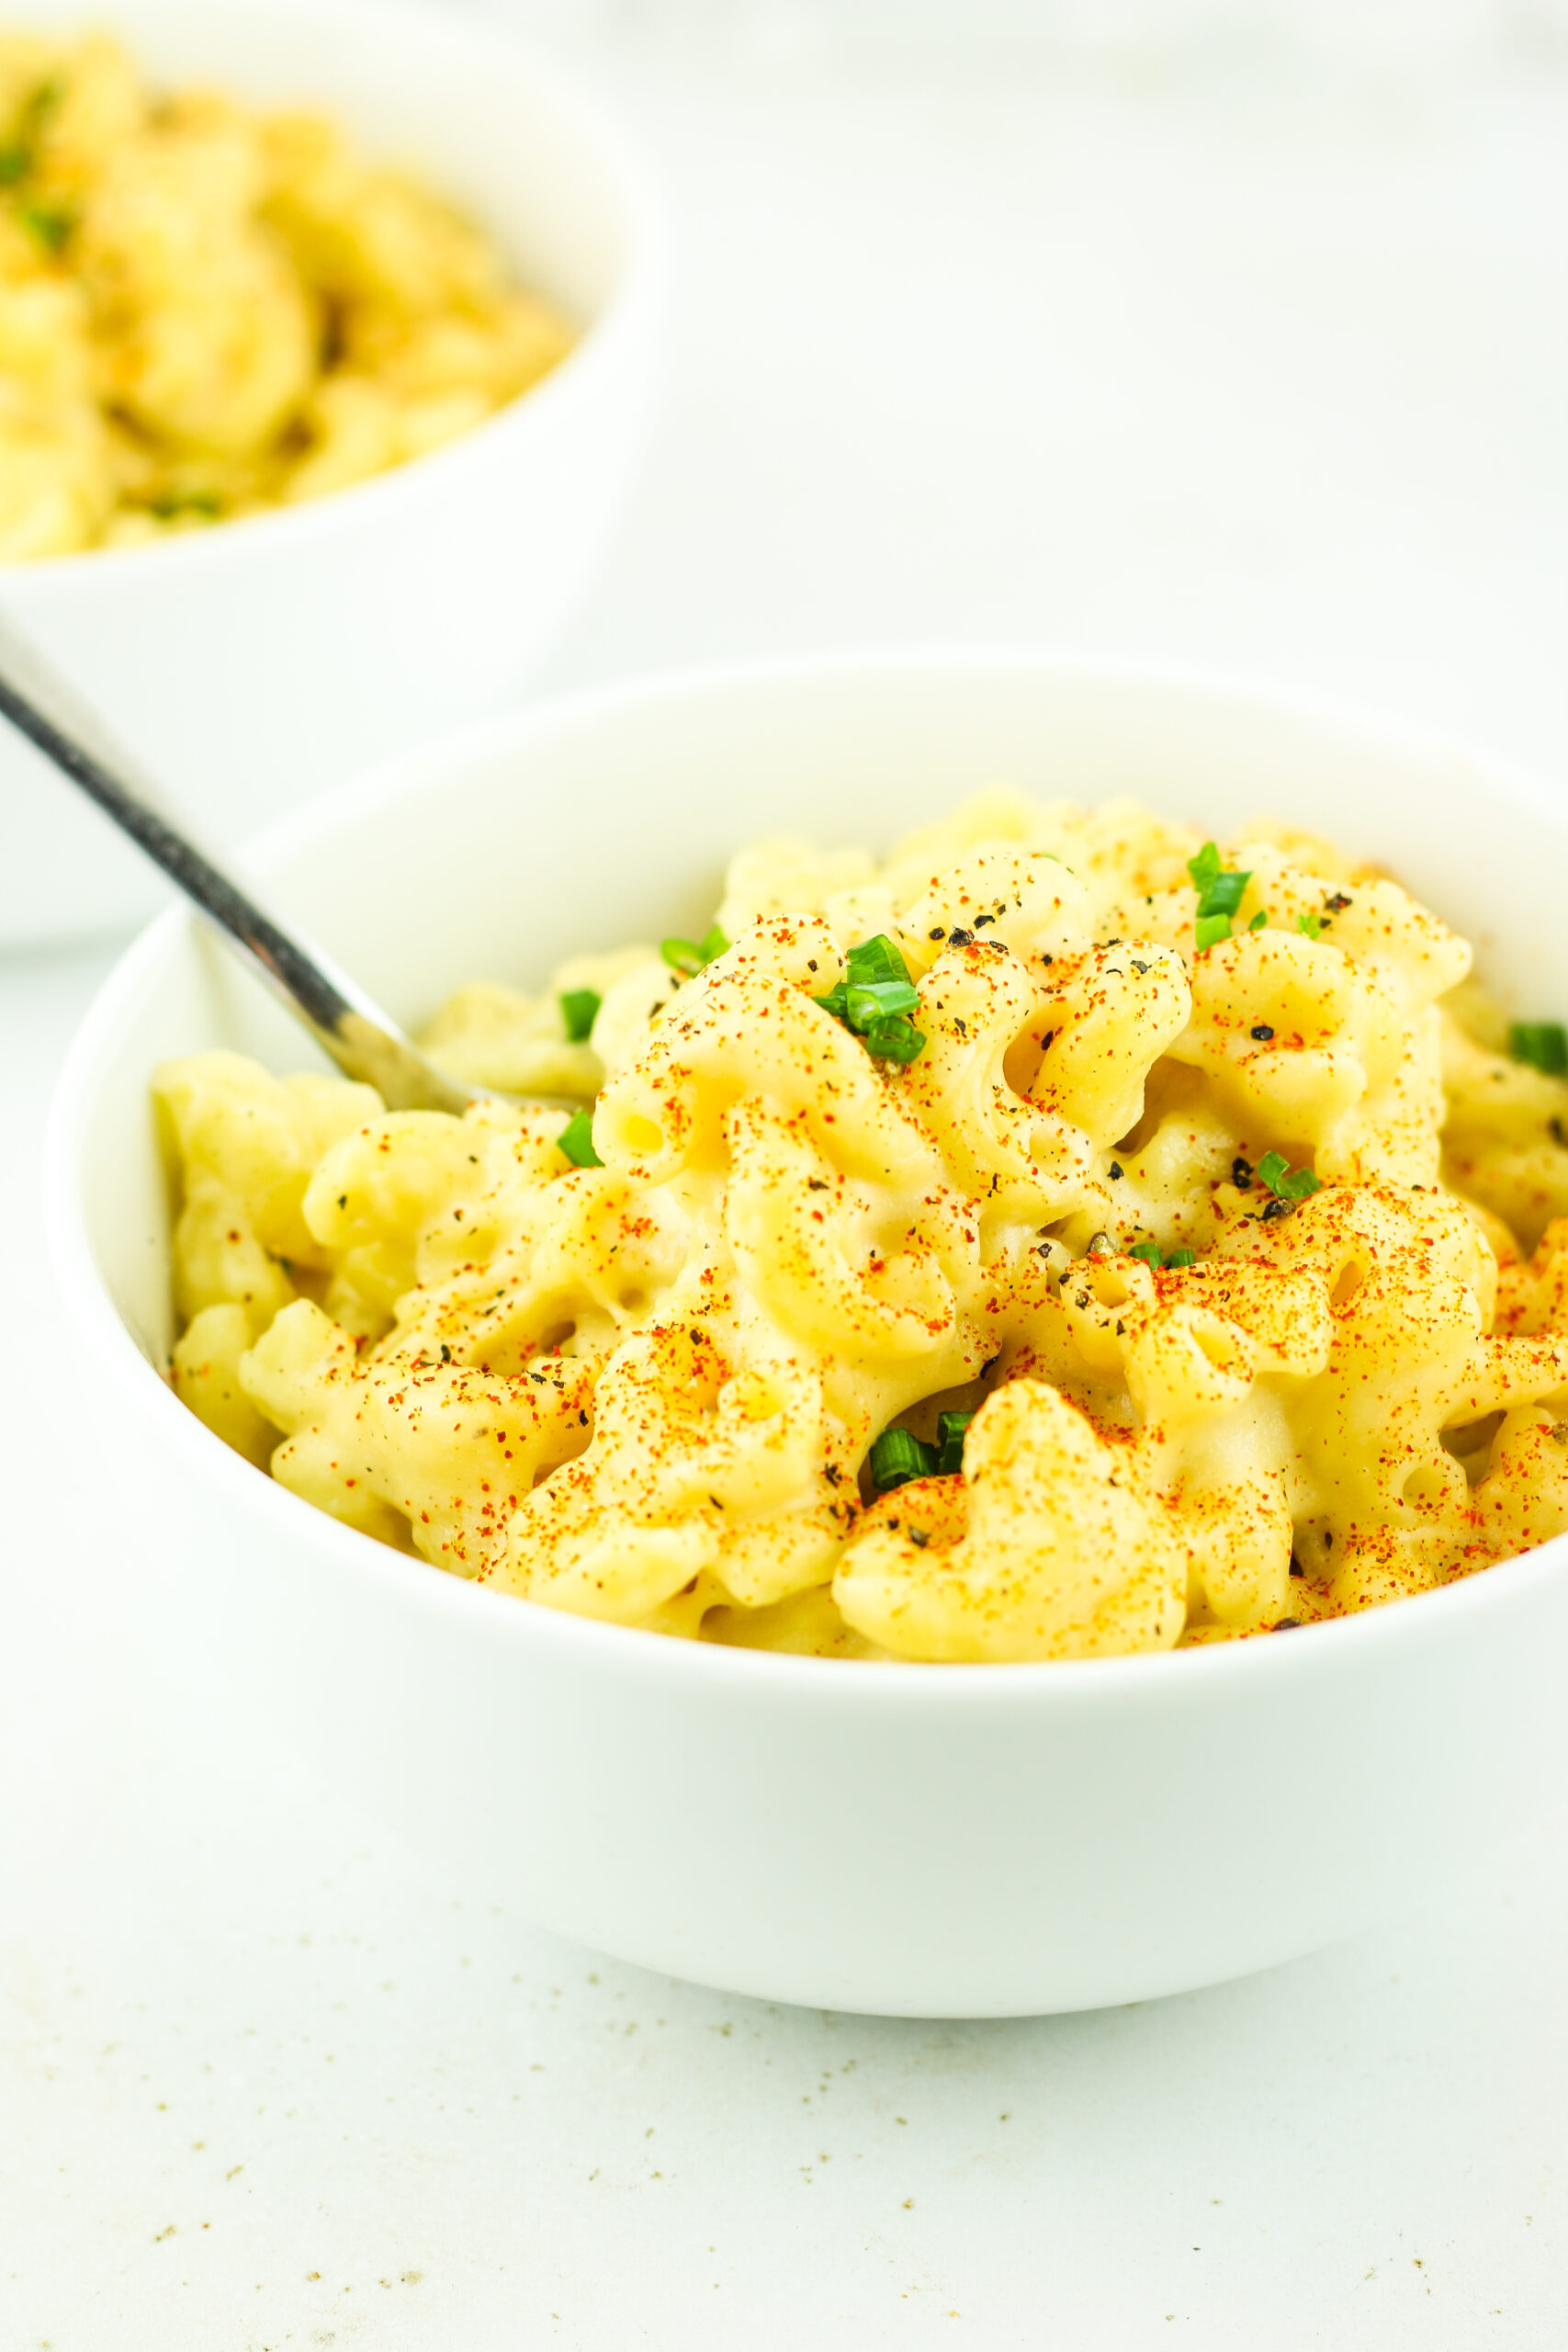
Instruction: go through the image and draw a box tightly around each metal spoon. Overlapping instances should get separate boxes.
[0,613,558,1115]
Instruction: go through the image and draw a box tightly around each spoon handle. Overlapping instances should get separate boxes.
[0,610,476,1114]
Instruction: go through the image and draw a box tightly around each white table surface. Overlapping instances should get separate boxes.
[6,7,1568,2345]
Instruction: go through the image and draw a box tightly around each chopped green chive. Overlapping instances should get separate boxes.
[149,488,222,520]
[1297,911,1322,940]
[559,987,601,1043]
[1201,870,1249,921]
[845,977,919,1027]
[868,1408,979,1491]
[0,81,62,198]
[1508,1021,1568,1075]
[1256,1148,1320,1204]
[869,1426,938,1492]
[1247,910,1269,932]
[816,934,927,1066]
[844,934,908,984]
[24,73,63,128]
[863,1013,926,1063]
[19,198,71,252]
[660,926,729,981]
[1187,842,1253,951]
[556,1107,602,1168]
[1126,1238,1199,1272]
[935,1409,974,1475]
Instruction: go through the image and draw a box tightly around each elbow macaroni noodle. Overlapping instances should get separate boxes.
[0,26,570,559]
[157,788,1568,1663]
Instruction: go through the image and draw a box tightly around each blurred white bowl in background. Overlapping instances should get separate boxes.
[0,0,662,945]
[44,652,1568,2016]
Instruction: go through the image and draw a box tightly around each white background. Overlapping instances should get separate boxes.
[6,3,1568,2344]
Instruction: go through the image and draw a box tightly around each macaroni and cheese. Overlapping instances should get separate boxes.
[0,26,570,558]
[156,790,1568,1663]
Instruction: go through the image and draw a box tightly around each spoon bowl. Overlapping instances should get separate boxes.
[44,650,1568,2016]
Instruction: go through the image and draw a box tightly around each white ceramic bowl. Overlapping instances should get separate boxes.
[1,0,661,944]
[46,654,1568,2017]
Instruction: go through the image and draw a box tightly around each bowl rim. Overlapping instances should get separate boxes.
[43,643,1568,1709]
[0,0,666,593]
